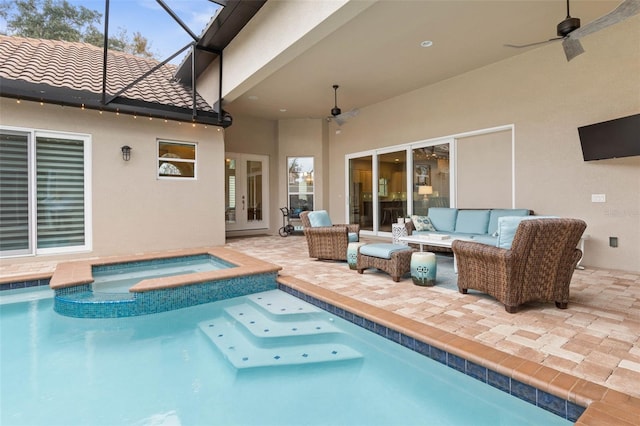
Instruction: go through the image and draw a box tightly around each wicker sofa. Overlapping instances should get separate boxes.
[452,218,587,313]
[300,211,360,261]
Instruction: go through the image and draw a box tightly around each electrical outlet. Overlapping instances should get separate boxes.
[591,194,606,203]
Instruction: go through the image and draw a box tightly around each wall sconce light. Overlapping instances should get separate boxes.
[121,145,132,161]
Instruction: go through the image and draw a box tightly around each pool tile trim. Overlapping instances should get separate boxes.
[0,276,50,291]
[276,275,640,425]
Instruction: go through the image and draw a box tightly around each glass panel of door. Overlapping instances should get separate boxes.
[378,151,407,232]
[246,160,263,222]
[412,144,450,216]
[348,155,373,231]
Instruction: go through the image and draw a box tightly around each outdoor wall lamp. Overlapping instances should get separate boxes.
[121,145,132,161]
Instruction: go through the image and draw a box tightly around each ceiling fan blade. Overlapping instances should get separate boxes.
[562,37,585,61]
[570,0,640,39]
[504,37,562,49]
[333,115,347,126]
[331,109,359,126]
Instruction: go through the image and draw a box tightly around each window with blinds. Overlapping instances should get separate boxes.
[0,132,30,255]
[0,129,89,257]
[36,137,86,249]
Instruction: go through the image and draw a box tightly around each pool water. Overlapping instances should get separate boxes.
[91,255,232,293]
[0,288,571,426]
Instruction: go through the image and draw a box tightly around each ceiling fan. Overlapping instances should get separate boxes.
[505,0,640,61]
[328,85,359,126]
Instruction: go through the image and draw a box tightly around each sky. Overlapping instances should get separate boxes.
[2,0,221,63]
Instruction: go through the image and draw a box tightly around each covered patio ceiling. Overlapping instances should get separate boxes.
[206,0,624,122]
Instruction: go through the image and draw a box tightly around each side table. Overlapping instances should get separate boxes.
[392,222,408,245]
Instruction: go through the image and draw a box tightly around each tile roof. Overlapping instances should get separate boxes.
[0,36,228,125]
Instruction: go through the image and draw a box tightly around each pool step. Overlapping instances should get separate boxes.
[198,290,362,369]
[246,291,323,317]
[223,303,342,340]
[198,319,361,369]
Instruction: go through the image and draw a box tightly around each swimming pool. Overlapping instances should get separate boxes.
[1,288,572,426]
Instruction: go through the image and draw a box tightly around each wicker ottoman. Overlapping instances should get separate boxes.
[356,243,416,282]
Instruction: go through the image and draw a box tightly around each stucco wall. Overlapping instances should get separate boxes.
[0,99,226,264]
[457,130,512,209]
[277,119,326,211]
[324,17,640,272]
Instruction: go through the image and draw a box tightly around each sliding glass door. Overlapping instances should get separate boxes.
[346,139,452,235]
[0,128,91,257]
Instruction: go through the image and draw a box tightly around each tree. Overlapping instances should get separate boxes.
[0,0,156,59]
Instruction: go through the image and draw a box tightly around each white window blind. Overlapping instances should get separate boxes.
[36,137,86,249]
[0,133,30,254]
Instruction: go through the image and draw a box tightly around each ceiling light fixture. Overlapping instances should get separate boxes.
[420,40,433,48]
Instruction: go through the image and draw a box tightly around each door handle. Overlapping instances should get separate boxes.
[242,195,245,210]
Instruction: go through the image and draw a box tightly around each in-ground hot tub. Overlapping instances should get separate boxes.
[50,247,281,318]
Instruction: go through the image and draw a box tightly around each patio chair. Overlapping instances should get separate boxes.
[452,218,587,313]
[300,211,360,261]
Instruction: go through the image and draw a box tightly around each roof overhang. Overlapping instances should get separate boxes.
[174,0,266,85]
[1,78,232,127]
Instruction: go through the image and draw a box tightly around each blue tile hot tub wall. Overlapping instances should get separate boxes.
[54,272,278,318]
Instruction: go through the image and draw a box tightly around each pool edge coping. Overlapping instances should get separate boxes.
[275,274,640,426]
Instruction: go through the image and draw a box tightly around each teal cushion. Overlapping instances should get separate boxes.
[496,216,557,249]
[411,215,436,232]
[455,210,490,234]
[359,243,410,259]
[348,232,359,243]
[488,209,530,235]
[307,210,332,227]
[428,208,458,232]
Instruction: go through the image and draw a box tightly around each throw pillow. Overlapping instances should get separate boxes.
[411,215,436,232]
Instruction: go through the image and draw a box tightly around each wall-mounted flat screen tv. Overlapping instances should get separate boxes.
[578,114,640,161]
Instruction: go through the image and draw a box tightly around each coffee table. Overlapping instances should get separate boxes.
[398,235,472,273]
[398,235,471,252]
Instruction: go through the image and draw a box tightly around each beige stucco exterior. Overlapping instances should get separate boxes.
[0,98,226,266]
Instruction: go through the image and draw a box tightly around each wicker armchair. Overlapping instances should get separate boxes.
[300,211,360,261]
[452,218,587,313]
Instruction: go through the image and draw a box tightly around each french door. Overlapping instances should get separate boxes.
[225,153,269,232]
